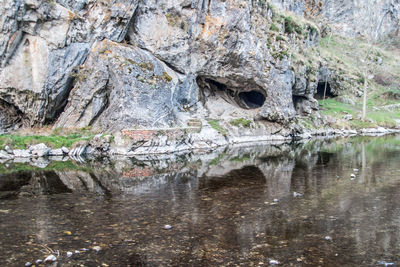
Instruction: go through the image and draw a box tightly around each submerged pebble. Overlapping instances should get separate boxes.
[25,262,32,267]
[269,259,280,265]
[44,254,57,263]
[67,251,73,257]
[325,236,332,241]
[35,259,43,264]
[93,246,101,252]
[293,192,303,197]
[377,261,394,266]
[163,224,172,230]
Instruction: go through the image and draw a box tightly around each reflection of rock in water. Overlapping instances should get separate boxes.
[258,159,295,199]
[0,171,73,197]
[0,172,31,199]
[199,166,266,191]
[2,136,398,200]
[28,171,73,195]
[2,136,400,265]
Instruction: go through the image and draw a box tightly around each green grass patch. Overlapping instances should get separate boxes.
[318,99,355,115]
[229,154,251,163]
[365,110,400,128]
[318,97,400,129]
[229,118,252,128]
[208,120,228,135]
[209,152,227,166]
[0,133,94,149]
[270,23,279,32]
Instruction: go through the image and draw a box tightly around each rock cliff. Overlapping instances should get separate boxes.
[0,0,399,151]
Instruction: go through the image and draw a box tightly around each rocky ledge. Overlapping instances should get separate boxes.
[0,127,399,162]
[0,0,399,155]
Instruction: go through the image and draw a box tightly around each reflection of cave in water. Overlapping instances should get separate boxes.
[199,166,265,191]
[317,151,334,165]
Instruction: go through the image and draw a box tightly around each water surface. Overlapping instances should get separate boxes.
[1,135,400,266]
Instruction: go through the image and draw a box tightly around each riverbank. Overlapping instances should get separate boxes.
[0,125,399,162]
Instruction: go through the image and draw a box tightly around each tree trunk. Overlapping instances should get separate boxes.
[362,72,367,121]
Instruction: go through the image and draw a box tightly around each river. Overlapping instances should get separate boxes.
[1,135,400,266]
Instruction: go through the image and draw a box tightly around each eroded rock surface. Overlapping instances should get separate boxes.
[0,0,399,142]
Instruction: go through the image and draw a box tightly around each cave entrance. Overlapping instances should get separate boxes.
[315,81,333,100]
[196,76,266,109]
[292,95,306,108]
[238,91,266,109]
[205,78,227,91]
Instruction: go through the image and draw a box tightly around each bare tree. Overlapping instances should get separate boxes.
[361,4,392,120]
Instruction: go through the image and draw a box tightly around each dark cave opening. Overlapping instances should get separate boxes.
[292,95,306,108]
[0,99,23,131]
[204,78,227,91]
[315,81,334,100]
[238,91,266,109]
[196,76,266,109]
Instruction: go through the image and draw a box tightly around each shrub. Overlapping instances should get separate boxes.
[284,16,302,35]
[270,23,279,32]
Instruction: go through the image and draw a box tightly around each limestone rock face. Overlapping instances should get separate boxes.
[0,0,399,133]
[55,39,194,131]
[320,0,400,40]
[272,0,399,40]
[0,0,139,131]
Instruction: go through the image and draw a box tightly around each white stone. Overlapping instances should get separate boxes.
[4,146,12,153]
[29,143,50,157]
[13,149,31,158]
[28,143,49,151]
[44,254,57,263]
[0,150,12,159]
[49,148,64,156]
[61,146,70,154]
[269,259,280,265]
[293,192,303,197]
